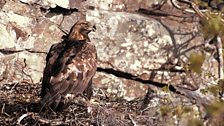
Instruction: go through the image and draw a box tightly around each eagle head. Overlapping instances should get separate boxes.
[68,20,96,41]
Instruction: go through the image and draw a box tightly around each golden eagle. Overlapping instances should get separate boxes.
[40,20,97,111]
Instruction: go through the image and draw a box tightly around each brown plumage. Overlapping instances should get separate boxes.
[40,20,97,111]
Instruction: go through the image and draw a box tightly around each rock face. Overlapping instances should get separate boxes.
[0,0,217,100]
[87,11,172,75]
[0,0,81,84]
[19,0,84,9]
[86,0,163,11]
[86,5,207,97]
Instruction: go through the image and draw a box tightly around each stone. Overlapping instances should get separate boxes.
[86,7,207,90]
[69,0,84,9]
[19,0,37,4]
[0,24,16,49]
[3,0,42,18]
[0,51,46,84]
[0,11,33,31]
[46,0,69,8]
[87,11,172,75]
[15,51,46,83]
[86,0,163,11]
[0,0,5,9]
[58,12,85,33]
[93,72,148,100]
[32,18,64,52]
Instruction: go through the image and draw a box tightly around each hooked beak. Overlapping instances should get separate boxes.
[92,25,96,32]
[86,25,96,34]
[87,22,96,32]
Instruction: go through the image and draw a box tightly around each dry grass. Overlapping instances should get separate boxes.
[0,82,200,126]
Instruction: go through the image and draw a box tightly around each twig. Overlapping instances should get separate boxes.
[171,0,195,13]
[145,0,168,11]
[17,112,33,125]
[96,106,100,126]
[171,0,207,19]
[216,36,224,80]
[128,114,137,126]
[22,59,34,84]
[0,103,10,117]
[11,82,19,92]
[1,103,5,114]
[176,0,224,23]
[37,118,50,124]
[99,88,108,98]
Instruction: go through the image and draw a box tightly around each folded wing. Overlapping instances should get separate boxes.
[40,41,97,110]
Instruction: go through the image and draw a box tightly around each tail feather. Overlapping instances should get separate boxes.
[40,91,62,111]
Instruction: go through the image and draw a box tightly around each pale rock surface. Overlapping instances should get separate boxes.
[0,0,217,100]
[0,24,16,49]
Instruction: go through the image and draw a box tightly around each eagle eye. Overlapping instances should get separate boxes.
[83,23,89,27]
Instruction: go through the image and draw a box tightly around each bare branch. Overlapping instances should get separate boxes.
[17,112,33,125]
[216,36,224,79]
[171,0,195,13]
[128,114,137,126]
[22,59,34,84]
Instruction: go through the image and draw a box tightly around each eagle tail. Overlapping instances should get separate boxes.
[84,78,93,99]
[40,91,62,111]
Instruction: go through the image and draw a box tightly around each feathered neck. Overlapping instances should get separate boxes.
[67,30,90,42]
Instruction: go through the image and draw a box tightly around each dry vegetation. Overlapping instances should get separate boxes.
[0,0,224,126]
[0,81,200,126]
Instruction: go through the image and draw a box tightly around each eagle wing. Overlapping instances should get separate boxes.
[41,41,97,110]
[40,42,66,98]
